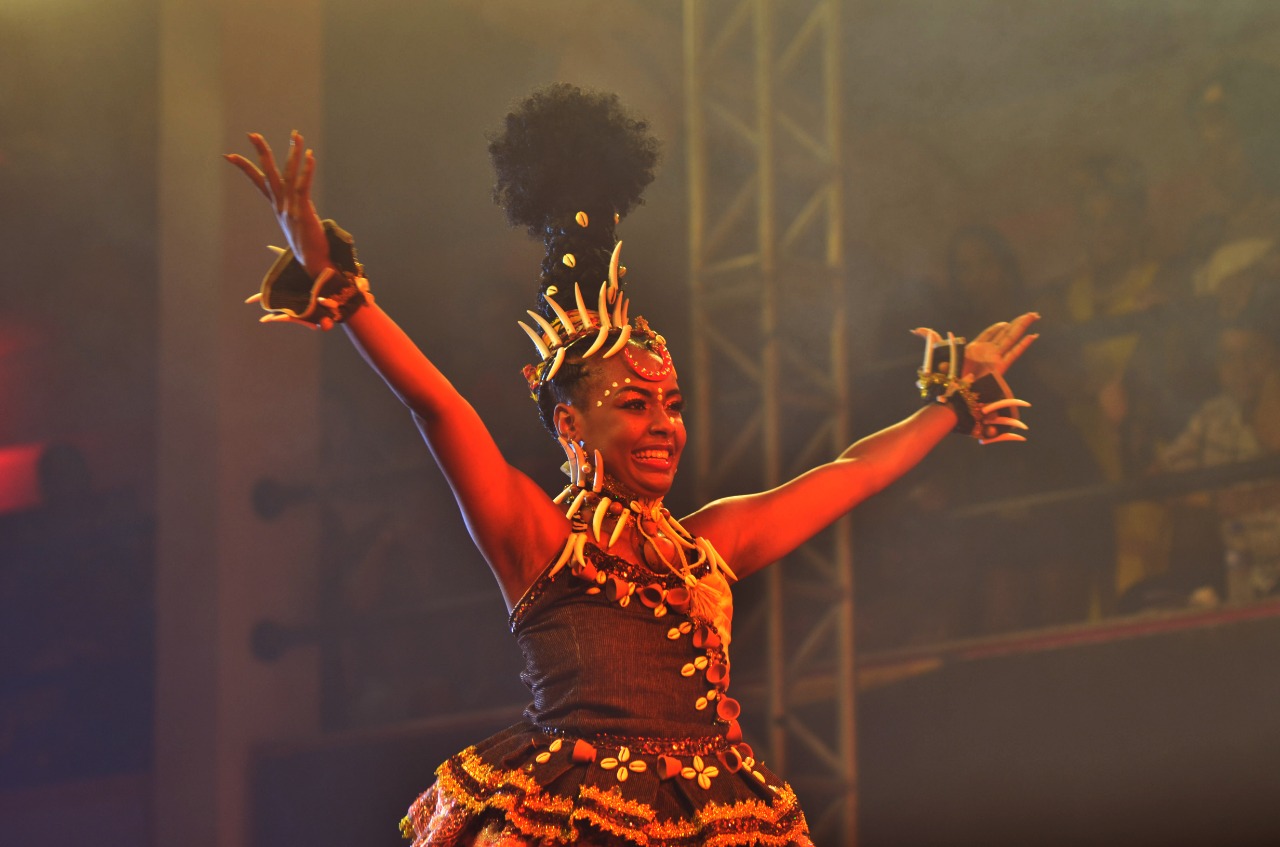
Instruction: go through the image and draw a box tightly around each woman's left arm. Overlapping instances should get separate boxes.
[683,312,1039,580]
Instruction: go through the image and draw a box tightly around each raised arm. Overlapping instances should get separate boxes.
[681,313,1039,580]
[226,132,567,607]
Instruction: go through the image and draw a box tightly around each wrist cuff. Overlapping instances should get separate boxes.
[258,220,367,324]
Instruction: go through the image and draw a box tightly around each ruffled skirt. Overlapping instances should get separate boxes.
[399,722,813,847]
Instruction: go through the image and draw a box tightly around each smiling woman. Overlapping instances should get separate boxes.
[556,347,686,501]
[226,83,1037,847]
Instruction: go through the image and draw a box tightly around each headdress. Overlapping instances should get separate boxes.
[489,86,735,625]
[488,84,670,424]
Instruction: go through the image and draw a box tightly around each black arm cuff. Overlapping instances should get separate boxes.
[258,220,365,323]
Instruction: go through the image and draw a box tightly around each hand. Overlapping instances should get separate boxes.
[225,131,332,278]
[961,312,1040,382]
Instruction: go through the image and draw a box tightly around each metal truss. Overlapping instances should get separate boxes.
[683,0,855,843]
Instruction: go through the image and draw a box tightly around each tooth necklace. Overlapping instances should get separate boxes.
[548,437,736,602]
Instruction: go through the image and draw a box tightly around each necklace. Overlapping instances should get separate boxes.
[550,439,736,584]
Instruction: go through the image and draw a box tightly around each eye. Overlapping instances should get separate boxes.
[666,399,685,413]
[621,398,647,410]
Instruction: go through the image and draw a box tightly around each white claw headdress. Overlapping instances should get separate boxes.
[487,84,670,415]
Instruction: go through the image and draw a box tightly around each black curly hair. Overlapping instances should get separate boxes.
[490,84,660,437]
[532,338,603,436]
[489,83,660,321]
[489,83,660,235]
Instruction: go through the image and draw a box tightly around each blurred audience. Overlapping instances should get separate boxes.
[1158,315,1280,605]
[1035,154,1175,613]
[1187,60,1280,320]
[858,225,1098,647]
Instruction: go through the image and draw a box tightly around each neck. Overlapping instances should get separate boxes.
[598,474,663,512]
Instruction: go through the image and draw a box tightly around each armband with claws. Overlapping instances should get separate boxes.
[251,220,372,326]
[914,328,1031,445]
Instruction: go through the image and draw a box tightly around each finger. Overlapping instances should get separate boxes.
[995,313,1040,353]
[248,132,285,206]
[319,316,334,331]
[223,154,270,199]
[1000,333,1038,367]
[1002,312,1040,342]
[282,130,302,194]
[288,152,319,223]
[298,149,317,199]
[973,321,1008,344]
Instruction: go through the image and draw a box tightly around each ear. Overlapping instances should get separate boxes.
[552,402,577,441]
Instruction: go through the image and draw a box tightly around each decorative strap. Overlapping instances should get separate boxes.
[915,328,1031,444]
[256,219,370,325]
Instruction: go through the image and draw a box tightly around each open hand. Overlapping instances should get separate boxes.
[225,131,332,278]
[961,312,1040,382]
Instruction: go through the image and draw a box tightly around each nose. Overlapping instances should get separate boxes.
[648,405,674,433]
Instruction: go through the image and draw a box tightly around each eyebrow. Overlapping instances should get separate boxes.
[614,386,682,399]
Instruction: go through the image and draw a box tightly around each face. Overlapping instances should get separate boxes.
[555,342,686,501]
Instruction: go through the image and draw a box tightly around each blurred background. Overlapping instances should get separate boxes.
[3,1,1280,845]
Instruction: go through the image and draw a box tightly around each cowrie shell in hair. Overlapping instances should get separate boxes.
[563,253,576,268]
[575,211,589,227]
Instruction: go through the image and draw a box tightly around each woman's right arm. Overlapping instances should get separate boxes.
[227,132,567,606]
[340,303,567,601]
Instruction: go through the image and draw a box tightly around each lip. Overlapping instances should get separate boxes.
[632,445,675,470]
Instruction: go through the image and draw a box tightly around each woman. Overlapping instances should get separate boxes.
[227,85,1037,847]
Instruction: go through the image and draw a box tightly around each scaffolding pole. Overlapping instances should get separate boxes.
[684,1,854,843]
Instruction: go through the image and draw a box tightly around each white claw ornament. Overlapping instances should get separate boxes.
[518,321,551,359]
[546,347,568,381]
[574,283,594,330]
[603,324,631,358]
[526,310,562,347]
[544,293,574,334]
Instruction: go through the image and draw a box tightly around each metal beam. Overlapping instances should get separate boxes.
[684,1,855,843]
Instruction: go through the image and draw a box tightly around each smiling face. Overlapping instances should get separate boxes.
[554,342,686,501]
